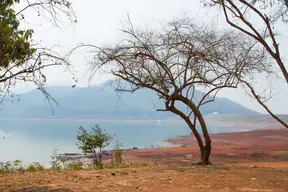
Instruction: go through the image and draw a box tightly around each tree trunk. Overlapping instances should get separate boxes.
[183,116,206,163]
[99,148,102,165]
[92,149,98,167]
[177,95,212,165]
[193,107,212,165]
[183,116,211,165]
[166,98,211,165]
[200,142,212,165]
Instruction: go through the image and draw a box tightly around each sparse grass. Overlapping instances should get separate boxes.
[0,160,152,174]
[101,162,151,170]
[65,161,83,170]
[104,164,132,169]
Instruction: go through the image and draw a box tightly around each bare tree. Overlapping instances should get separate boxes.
[81,18,270,165]
[204,0,288,83]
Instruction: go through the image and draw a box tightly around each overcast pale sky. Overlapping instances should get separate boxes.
[14,0,288,114]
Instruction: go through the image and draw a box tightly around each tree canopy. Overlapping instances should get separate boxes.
[0,0,35,68]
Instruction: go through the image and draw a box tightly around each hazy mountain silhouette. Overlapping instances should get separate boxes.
[0,82,258,119]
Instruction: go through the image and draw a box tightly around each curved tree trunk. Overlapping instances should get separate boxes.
[167,98,211,165]
[182,115,206,162]
[200,143,212,165]
[194,107,212,165]
[178,95,212,165]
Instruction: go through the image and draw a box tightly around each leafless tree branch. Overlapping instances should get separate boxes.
[206,0,288,83]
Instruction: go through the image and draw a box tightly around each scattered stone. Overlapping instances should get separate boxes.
[120,171,128,175]
[227,153,238,156]
[161,178,172,181]
[249,165,258,168]
[111,172,116,176]
[251,178,257,180]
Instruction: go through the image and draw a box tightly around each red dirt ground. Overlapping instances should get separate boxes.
[122,128,288,164]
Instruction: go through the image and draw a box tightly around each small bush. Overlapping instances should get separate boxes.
[26,162,45,172]
[50,149,62,170]
[250,150,267,158]
[12,159,24,171]
[0,161,12,173]
[272,152,288,161]
[0,160,25,173]
[66,161,83,170]
[113,140,123,165]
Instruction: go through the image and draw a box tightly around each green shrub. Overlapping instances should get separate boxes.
[66,161,83,170]
[26,162,45,172]
[250,150,267,158]
[0,161,12,173]
[272,152,288,161]
[12,159,25,172]
[113,140,123,165]
[0,160,25,173]
[50,149,62,170]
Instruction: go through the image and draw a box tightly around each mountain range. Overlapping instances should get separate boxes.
[0,82,258,119]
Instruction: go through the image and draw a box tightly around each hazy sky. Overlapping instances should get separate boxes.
[14,0,288,114]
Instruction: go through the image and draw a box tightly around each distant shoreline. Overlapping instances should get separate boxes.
[166,127,286,146]
[0,117,182,122]
[0,113,286,122]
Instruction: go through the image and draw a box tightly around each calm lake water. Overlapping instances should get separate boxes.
[0,115,284,166]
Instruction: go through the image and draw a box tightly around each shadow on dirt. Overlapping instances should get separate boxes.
[9,186,74,192]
